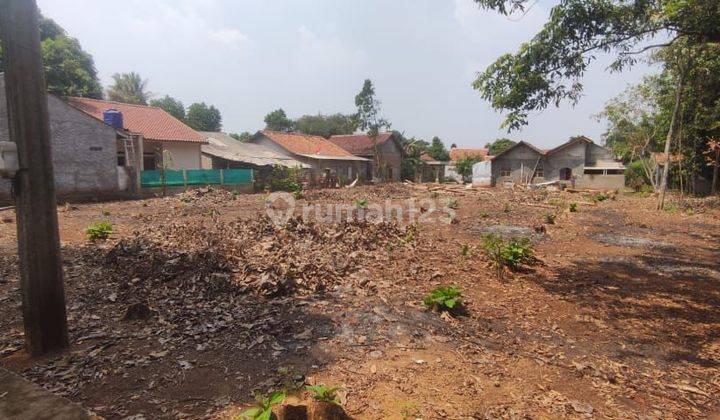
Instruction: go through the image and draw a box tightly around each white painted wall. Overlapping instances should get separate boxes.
[163,142,202,169]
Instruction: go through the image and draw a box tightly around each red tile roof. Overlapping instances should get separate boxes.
[66,97,206,143]
[259,130,358,158]
[328,133,394,156]
[449,147,489,162]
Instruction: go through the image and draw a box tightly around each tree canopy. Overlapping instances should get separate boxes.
[149,95,185,121]
[485,138,517,155]
[1,14,102,98]
[263,109,295,132]
[426,137,450,161]
[471,0,720,130]
[229,132,253,142]
[295,113,357,138]
[186,102,222,132]
[354,79,390,138]
[107,72,149,105]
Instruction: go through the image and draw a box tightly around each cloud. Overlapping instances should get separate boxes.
[295,25,366,73]
[209,28,251,50]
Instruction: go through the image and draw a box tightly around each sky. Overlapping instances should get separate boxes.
[37,0,656,149]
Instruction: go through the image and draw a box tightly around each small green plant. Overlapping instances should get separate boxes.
[479,211,489,218]
[86,221,113,240]
[685,207,695,216]
[423,285,462,312]
[569,202,579,212]
[482,234,533,276]
[664,203,679,214]
[446,197,458,210]
[292,190,303,200]
[354,198,368,208]
[306,384,342,403]
[592,192,609,202]
[102,209,111,216]
[544,213,556,224]
[503,203,512,213]
[240,390,286,420]
[460,244,470,258]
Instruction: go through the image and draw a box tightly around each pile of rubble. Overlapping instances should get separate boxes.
[95,215,416,298]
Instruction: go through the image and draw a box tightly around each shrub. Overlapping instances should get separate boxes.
[354,198,368,208]
[446,197,458,210]
[544,213,556,224]
[306,384,342,404]
[240,390,286,420]
[482,234,533,275]
[592,192,609,202]
[480,211,489,218]
[423,285,462,312]
[86,221,113,240]
[625,160,650,191]
[102,209,111,216]
[569,202,579,212]
[268,166,301,192]
[292,190,303,200]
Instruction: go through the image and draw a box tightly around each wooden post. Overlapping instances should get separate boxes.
[0,0,69,355]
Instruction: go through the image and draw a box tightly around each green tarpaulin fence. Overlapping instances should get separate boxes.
[141,169,253,188]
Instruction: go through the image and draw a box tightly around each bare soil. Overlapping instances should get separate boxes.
[0,185,719,419]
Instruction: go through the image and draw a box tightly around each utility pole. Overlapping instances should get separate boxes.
[0,0,69,355]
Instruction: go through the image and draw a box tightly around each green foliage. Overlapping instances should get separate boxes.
[503,203,512,213]
[482,234,533,273]
[149,95,185,121]
[446,197,458,210]
[485,138,517,155]
[107,72,149,105]
[569,202,579,212]
[480,211,490,218]
[592,192,609,202]
[625,160,652,191]
[186,102,222,132]
[292,190,303,200]
[306,384,342,403]
[264,108,295,132]
[102,209,111,216]
[268,166,301,192]
[354,79,390,137]
[400,135,429,181]
[471,0,720,130]
[295,113,357,138]
[455,155,483,181]
[544,212,556,224]
[86,221,113,241]
[354,198,368,208]
[426,137,450,161]
[460,244,471,258]
[664,202,679,214]
[423,285,462,312]
[230,132,253,142]
[239,390,286,420]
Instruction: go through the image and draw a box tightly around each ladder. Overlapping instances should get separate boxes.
[124,136,136,168]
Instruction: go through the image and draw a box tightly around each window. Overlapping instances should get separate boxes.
[143,154,157,170]
[500,167,512,177]
[117,153,126,167]
[584,169,604,175]
[534,167,544,178]
[559,167,572,180]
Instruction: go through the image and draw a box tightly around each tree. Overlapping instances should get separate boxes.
[400,135,429,181]
[107,72,149,105]
[186,102,222,132]
[426,137,450,161]
[471,0,720,131]
[354,79,391,178]
[1,14,102,98]
[264,108,295,132]
[295,113,356,138]
[149,95,185,121]
[485,138,517,155]
[230,131,252,142]
[455,155,483,183]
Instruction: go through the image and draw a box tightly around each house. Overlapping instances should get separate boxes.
[446,147,490,183]
[66,97,207,171]
[248,131,369,185]
[490,136,625,189]
[328,132,402,182]
[417,152,448,183]
[0,74,124,202]
[200,131,310,186]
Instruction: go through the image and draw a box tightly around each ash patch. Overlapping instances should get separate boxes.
[591,233,675,250]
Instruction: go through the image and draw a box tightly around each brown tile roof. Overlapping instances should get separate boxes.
[328,132,394,156]
[66,97,206,143]
[259,130,359,158]
[449,147,489,162]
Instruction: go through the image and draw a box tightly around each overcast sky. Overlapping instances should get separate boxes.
[37,0,655,149]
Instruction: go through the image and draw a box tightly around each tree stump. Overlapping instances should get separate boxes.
[306,401,349,420]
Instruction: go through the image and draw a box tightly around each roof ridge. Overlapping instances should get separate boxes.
[68,96,162,111]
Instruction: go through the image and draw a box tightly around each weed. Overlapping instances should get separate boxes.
[569,202,579,213]
[423,285,462,312]
[482,234,533,276]
[86,221,113,241]
[292,190,303,200]
[544,213,556,224]
[102,209,111,216]
[460,244,470,258]
[430,191,439,198]
[479,211,489,218]
[239,390,286,420]
[503,203,512,213]
[685,207,695,216]
[446,197,459,210]
[664,203,679,214]
[592,192,609,202]
[306,384,342,404]
[354,198,368,208]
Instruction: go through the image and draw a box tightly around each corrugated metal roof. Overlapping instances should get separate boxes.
[201,132,310,168]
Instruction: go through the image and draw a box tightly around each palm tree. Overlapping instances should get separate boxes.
[106,72,149,105]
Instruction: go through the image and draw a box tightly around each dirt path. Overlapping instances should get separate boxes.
[0,186,719,419]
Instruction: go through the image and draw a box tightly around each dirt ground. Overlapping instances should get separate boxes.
[1,184,719,419]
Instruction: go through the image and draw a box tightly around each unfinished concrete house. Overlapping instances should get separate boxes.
[491,136,625,189]
[0,75,124,203]
[328,132,402,182]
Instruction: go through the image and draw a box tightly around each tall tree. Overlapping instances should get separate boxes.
[354,79,391,178]
[186,102,222,132]
[149,95,185,121]
[485,138,517,155]
[107,72,149,105]
[426,136,450,161]
[1,14,102,98]
[230,131,252,142]
[295,113,356,138]
[263,108,295,132]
